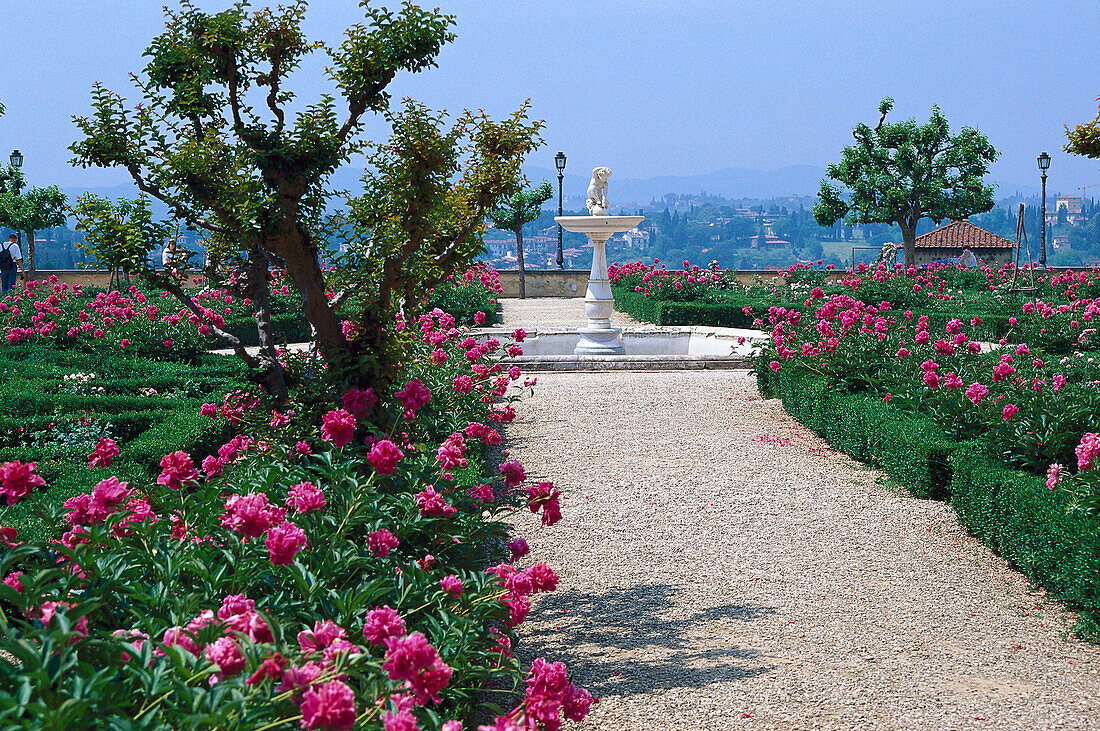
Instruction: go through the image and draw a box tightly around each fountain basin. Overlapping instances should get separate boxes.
[474,326,765,372]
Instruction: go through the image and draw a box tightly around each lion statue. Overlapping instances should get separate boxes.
[586,167,612,216]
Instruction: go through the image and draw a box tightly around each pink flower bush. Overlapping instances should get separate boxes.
[206,636,247,678]
[0,461,45,506]
[320,409,356,448]
[341,388,377,419]
[396,378,432,417]
[1002,404,1018,420]
[369,439,404,475]
[527,482,562,526]
[964,382,989,405]
[1046,463,1064,489]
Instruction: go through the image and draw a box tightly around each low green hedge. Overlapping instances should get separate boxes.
[765,362,1100,639]
[950,450,1100,639]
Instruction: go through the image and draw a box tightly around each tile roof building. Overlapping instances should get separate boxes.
[911,219,1015,266]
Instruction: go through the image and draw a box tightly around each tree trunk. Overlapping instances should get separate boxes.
[515,228,526,299]
[245,252,289,405]
[24,230,35,280]
[275,230,348,368]
[901,223,917,270]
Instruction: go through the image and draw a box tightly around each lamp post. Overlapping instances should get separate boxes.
[8,150,22,247]
[554,151,566,269]
[1038,151,1050,268]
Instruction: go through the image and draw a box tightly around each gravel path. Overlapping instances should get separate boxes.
[505,370,1100,730]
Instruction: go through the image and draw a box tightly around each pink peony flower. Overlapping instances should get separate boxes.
[396,379,432,417]
[1076,433,1100,472]
[287,481,326,513]
[452,375,473,394]
[206,636,246,677]
[440,575,463,597]
[266,520,307,565]
[300,680,357,731]
[383,710,419,731]
[508,538,530,561]
[0,461,45,506]
[88,437,120,468]
[527,482,562,526]
[499,460,526,487]
[296,441,312,454]
[1002,404,1018,420]
[416,486,457,518]
[363,605,407,645]
[220,493,286,539]
[382,632,453,705]
[200,403,219,419]
[246,652,288,685]
[156,451,198,491]
[341,388,377,419]
[320,409,356,448]
[369,440,404,475]
[525,563,560,593]
[964,382,989,405]
[436,432,468,470]
[1046,463,1064,489]
[202,455,225,479]
[299,620,347,654]
[474,311,486,325]
[270,410,289,428]
[367,528,399,558]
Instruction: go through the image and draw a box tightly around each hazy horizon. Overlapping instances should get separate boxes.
[1,1,1098,198]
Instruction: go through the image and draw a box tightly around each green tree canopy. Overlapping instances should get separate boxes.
[0,167,68,277]
[1066,95,1100,158]
[488,180,552,298]
[814,98,999,267]
[69,1,540,400]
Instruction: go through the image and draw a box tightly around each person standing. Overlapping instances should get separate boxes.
[959,248,978,268]
[0,234,25,294]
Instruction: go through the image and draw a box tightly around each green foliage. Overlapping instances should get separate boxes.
[423,280,498,327]
[487,181,553,235]
[69,1,542,400]
[0,167,68,274]
[814,97,999,262]
[1066,95,1100,159]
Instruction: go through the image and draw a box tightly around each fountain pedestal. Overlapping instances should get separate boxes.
[555,215,644,355]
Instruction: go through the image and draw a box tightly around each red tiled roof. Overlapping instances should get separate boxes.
[913,219,1016,249]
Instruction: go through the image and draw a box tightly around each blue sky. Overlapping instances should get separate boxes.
[1,1,1098,196]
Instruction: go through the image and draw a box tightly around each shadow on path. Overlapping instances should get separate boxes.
[520,581,775,698]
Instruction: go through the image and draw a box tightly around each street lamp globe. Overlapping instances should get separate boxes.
[9,150,22,168]
[554,151,566,173]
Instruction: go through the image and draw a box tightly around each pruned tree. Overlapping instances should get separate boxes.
[0,168,68,279]
[488,180,552,298]
[1066,95,1100,158]
[814,98,999,267]
[69,1,540,401]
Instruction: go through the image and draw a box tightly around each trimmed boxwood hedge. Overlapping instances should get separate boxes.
[760,360,1100,639]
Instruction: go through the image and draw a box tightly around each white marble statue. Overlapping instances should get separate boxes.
[586,167,612,216]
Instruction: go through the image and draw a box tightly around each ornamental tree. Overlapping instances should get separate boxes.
[814,98,999,268]
[0,167,68,279]
[1066,95,1100,158]
[69,1,540,401]
[488,180,552,298]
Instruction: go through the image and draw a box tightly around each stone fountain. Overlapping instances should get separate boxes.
[555,167,643,355]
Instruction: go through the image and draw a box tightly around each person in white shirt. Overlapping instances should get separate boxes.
[959,248,978,268]
[0,234,24,294]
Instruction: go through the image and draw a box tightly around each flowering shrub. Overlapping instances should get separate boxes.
[0,303,588,730]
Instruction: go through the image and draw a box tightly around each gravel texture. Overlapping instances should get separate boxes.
[504,370,1100,730]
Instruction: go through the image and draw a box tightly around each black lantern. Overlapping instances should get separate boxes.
[554,151,567,269]
[1038,152,1050,267]
[8,150,22,169]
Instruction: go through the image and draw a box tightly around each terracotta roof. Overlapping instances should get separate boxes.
[914,219,1016,249]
